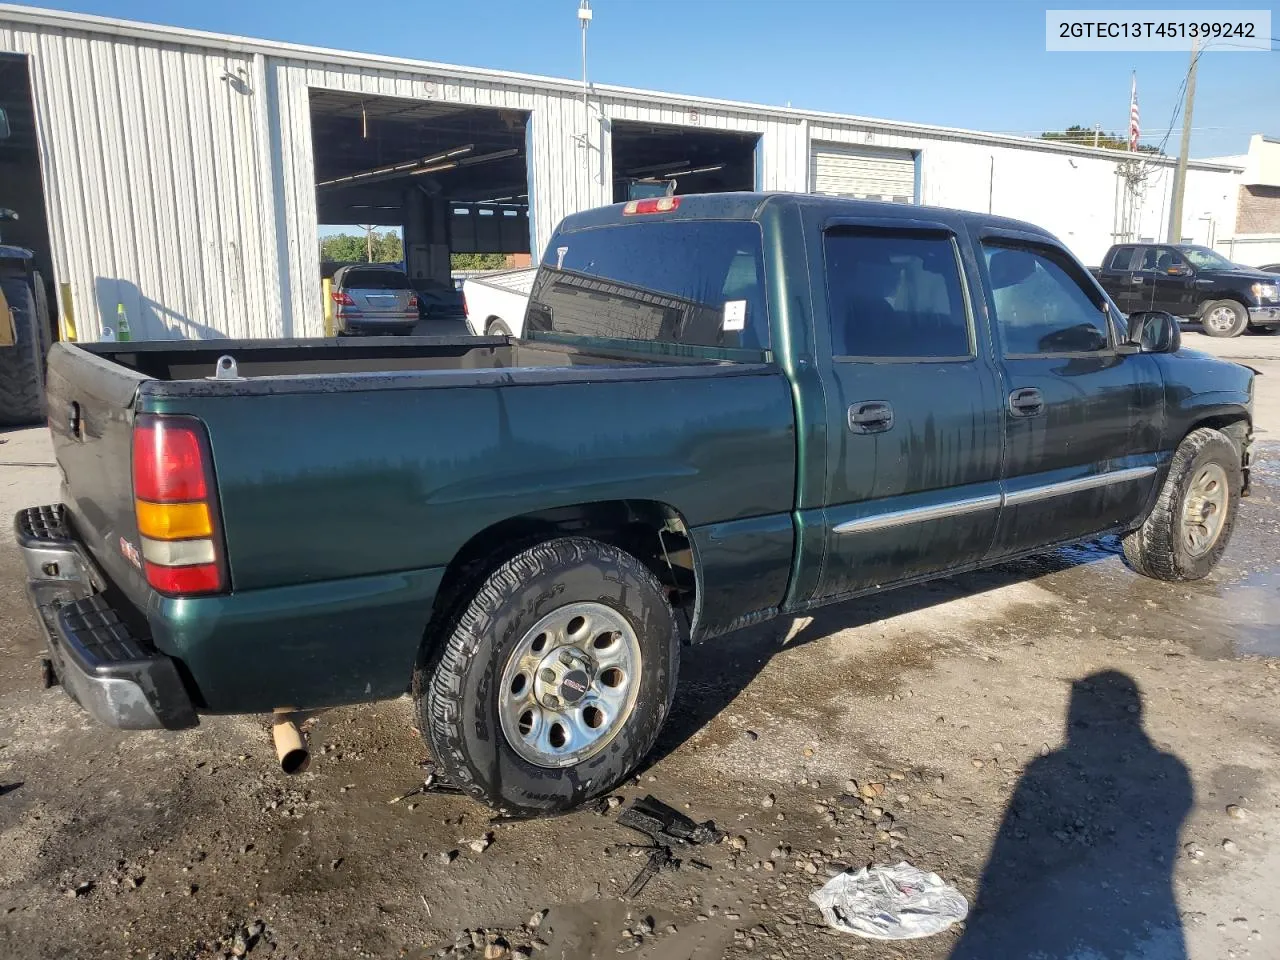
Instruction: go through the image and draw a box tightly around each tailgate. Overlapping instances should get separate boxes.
[44,342,151,606]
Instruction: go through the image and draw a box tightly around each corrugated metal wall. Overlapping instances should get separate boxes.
[0,9,1247,341]
[0,20,281,341]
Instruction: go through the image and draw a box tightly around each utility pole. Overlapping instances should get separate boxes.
[1093,123,1101,148]
[1167,37,1199,243]
[578,0,592,182]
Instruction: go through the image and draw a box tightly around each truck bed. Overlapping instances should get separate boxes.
[42,334,794,713]
[86,334,707,382]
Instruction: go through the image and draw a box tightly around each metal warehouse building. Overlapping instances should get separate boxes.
[0,4,1250,341]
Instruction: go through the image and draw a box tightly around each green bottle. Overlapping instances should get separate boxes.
[116,303,131,342]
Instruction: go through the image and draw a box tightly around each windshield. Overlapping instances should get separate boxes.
[1180,246,1233,270]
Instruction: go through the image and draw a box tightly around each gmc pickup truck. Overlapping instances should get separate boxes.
[17,193,1255,816]
[1092,242,1280,338]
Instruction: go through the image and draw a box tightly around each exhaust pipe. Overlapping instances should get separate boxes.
[271,710,309,774]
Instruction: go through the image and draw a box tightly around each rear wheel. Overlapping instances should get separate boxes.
[416,537,679,816]
[0,269,51,428]
[1122,427,1241,581]
[485,318,512,337]
[1200,300,1248,338]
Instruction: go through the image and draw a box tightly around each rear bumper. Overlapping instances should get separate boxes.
[1248,306,1280,328]
[15,505,198,730]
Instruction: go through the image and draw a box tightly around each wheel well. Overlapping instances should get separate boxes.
[425,500,698,652]
[1188,414,1250,459]
[1196,297,1247,317]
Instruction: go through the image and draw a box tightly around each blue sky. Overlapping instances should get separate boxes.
[26,0,1278,158]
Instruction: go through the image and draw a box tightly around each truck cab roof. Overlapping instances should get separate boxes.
[554,192,1058,244]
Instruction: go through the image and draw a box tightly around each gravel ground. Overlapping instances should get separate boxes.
[2,331,1279,960]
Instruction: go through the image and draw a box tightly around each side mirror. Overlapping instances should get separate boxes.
[1166,264,1191,276]
[1127,310,1181,353]
[0,107,9,140]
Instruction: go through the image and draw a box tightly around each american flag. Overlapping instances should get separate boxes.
[1128,73,1140,152]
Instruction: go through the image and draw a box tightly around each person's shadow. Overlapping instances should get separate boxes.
[951,670,1193,960]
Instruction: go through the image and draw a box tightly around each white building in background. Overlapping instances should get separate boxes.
[0,3,1252,341]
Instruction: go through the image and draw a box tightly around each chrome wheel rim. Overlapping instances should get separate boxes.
[1181,462,1229,557]
[498,601,642,768]
[1205,307,1236,333]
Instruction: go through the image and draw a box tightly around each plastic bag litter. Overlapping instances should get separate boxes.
[809,861,968,940]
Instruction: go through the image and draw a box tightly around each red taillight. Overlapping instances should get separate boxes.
[331,290,355,306]
[462,291,468,316]
[623,196,681,216]
[133,419,208,502]
[144,562,223,595]
[408,294,419,309]
[132,415,226,596]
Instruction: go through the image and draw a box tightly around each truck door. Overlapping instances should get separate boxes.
[975,229,1164,557]
[1096,244,1138,314]
[811,220,1004,602]
[1148,246,1196,316]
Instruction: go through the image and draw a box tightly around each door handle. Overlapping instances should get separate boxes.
[848,400,894,434]
[1129,276,1145,284]
[1008,387,1044,418]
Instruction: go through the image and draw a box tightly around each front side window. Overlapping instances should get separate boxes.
[983,242,1111,355]
[1141,247,1186,272]
[525,220,769,350]
[824,230,971,359]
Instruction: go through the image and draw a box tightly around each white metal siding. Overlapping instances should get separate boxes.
[810,143,915,202]
[0,7,1247,340]
[0,21,280,341]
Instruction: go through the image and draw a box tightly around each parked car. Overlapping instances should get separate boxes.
[412,277,466,323]
[1091,242,1280,337]
[462,267,537,336]
[330,264,418,335]
[18,193,1254,817]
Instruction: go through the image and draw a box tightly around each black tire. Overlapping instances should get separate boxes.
[1200,300,1248,338]
[416,537,679,816]
[0,269,51,428]
[485,318,512,337]
[1122,427,1241,581]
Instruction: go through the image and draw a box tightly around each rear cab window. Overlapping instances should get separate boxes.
[525,220,770,355]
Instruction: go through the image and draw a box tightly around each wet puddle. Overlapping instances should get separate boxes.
[1204,567,1280,658]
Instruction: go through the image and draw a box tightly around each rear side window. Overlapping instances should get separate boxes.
[341,269,411,290]
[526,220,769,350]
[1107,246,1136,270]
[823,230,972,359]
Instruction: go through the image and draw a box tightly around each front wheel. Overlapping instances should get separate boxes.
[1122,427,1241,581]
[485,318,513,337]
[416,537,679,816]
[1200,300,1248,338]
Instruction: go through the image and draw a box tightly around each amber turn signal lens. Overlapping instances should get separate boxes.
[135,499,213,540]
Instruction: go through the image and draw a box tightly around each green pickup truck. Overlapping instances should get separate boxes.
[17,193,1255,816]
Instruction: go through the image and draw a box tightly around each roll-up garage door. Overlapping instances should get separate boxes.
[810,143,916,203]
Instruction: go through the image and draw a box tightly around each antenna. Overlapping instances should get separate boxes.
[578,0,592,181]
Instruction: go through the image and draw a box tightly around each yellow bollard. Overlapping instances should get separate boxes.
[58,282,77,341]
[322,278,335,338]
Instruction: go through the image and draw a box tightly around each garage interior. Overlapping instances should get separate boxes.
[309,90,531,291]
[609,119,759,202]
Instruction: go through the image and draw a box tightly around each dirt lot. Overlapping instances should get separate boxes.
[2,330,1280,960]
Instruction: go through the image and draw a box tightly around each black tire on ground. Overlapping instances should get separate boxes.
[1199,300,1249,338]
[485,318,512,337]
[416,537,680,816]
[1122,427,1242,581]
[0,270,51,428]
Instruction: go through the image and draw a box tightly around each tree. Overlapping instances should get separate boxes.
[320,229,403,263]
[451,252,510,270]
[1040,125,1162,154]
